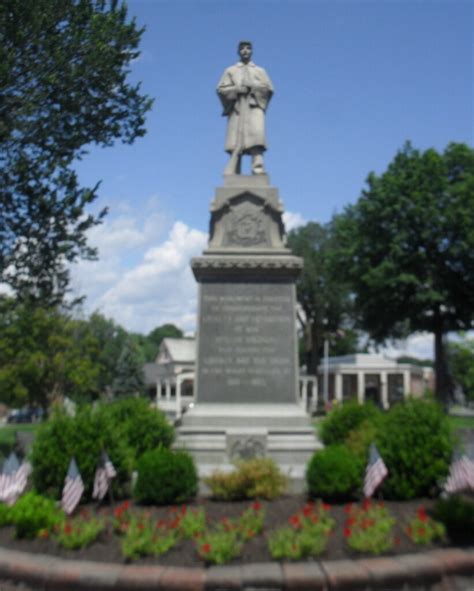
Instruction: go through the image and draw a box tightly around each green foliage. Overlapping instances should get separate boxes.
[178,507,207,539]
[121,515,179,560]
[306,445,361,501]
[332,142,474,404]
[287,222,357,374]
[55,515,105,549]
[345,419,378,467]
[112,339,146,397]
[1,0,152,304]
[433,495,474,545]
[268,501,335,560]
[30,405,133,500]
[320,401,382,446]
[344,500,395,554]
[134,448,198,505]
[377,399,454,499]
[145,324,184,362]
[0,504,12,527]
[196,528,243,565]
[448,337,474,401]
[105,397,174,459]
[31,399,173,499]
[204,458,288,501]
[405,506,445,545]
[9,492,64,538]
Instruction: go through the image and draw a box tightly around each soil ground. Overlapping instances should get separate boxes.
[0,496,456,567]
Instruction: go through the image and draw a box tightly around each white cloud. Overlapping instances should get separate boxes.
[381,333,434,360]
[72,216,208,335]
[283,211,307,231]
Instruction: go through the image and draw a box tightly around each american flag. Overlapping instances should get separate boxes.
[444,448,474,494]
[364,443,388,498]
[61,457,84,515]
[92,451,116,501]
[0,453,31,506]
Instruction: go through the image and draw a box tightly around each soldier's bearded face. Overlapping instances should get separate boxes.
[239,45,252,62]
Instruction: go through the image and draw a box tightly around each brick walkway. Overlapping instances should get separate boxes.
[0,547,473,590]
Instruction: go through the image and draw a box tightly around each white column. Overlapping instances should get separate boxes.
[176,376,182,419]
[155,380,161,407]
[357,372,364,404]
[301,378,308,411]
[335,372,343,403]
[165,379,171,400]
[403,371,411,398]
[380,371,388,410]
[310,376,318,411]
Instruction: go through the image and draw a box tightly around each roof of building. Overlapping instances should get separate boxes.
[157,338,196,365]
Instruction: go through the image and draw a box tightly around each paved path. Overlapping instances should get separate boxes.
[0,546,473,590]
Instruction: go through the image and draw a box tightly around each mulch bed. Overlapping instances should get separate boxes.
[0,495,452,566]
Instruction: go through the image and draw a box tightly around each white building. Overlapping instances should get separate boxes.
[144,340,433,417]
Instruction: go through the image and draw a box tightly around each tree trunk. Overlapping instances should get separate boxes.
[307,321,321,376]
[434,325,449,409]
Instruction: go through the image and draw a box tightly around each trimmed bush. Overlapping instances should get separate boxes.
[320,401,382,446]
[433,495,474,545]
[204,458,288,500]
[377,399,454,500]
[134,448,198,505]
[103,397,174,459]
[306,445,361,501]
[31,399,174,501]
[9,492,63,538]
[31,405,133,500]
[345,419,378,470]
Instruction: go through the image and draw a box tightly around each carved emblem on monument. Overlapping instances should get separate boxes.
[227,203,266,246]
[229,436,266,460]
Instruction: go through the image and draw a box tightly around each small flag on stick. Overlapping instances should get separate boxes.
[61,458,84,515]
[0,453,31,506]
[444,448,474,494]
[92,451,117,501]
[364,443,388,498]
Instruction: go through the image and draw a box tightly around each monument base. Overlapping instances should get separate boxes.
[176,403,322,494]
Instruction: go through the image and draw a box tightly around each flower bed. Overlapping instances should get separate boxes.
[0,495,455,566]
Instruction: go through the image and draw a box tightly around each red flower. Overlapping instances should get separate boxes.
[122,500,130,511]
[252,501,262,512]
[247,529,255,538]
[201,543,211,554]
[322,503,331,511]
[311,515,319,524]
[343,527,352,538]
[417,507,428,522]
[137,523,144,531]
[289,514,302,529]
[64,523,72,535]
[394,536,401,545]
[417,527,426,537]
[362,498,371,510]
[303,504,313,517]
[181,505,187,515]
[346,517,355,527]
[344,503,353,513]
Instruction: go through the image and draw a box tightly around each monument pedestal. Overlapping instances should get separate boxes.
[176,176,321,492]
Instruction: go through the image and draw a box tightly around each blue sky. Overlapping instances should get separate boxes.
[71,0,473,358]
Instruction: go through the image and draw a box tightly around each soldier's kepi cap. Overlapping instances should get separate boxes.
[238,40,252,51]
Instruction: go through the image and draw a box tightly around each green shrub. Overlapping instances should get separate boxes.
[433,495,474,545]
[0,504,11,527]
[30,406,133,500]
[306,445,361,501]
[377,399,454,499]
[9,492,64,538]
[320,401,382,446]
[30,399,174,500]
[103,397,174,459]
[134,448,198,505]
[345,419,378,471]
[204,458,288,500]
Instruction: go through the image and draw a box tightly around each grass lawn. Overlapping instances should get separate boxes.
[448,415,474,430]
[0,423,41,458]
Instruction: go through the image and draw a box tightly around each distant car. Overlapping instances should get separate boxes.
[7,407,44,424]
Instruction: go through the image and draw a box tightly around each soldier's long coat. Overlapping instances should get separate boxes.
[217,61,273,154]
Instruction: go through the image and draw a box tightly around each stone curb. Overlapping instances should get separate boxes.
[0,547,473,590]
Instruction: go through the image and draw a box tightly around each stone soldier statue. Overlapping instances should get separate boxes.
[217,41,273,176]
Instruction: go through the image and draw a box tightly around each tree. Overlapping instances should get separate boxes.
[287,222,358,375]
[333,142,474,405]
[448,337,474,402]
[0,0,152,305]
[0,297,102,408]
[146,323,184,361]
[112,337,145,397]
